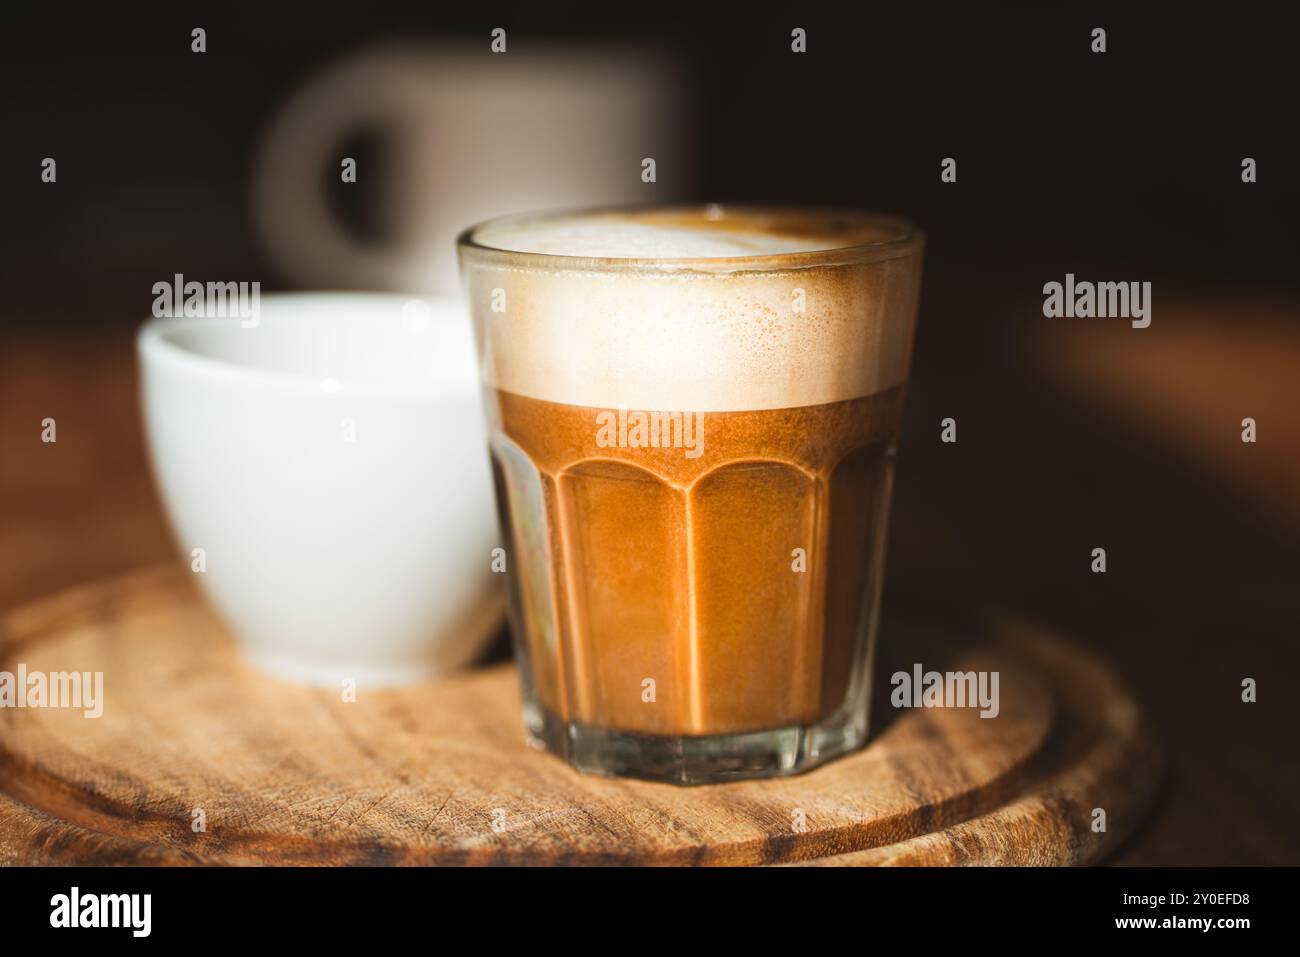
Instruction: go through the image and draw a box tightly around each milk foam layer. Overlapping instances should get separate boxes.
[474,218,851,259]
[462,210,922,412]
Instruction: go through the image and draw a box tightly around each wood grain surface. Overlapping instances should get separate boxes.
[0,567,1160,865]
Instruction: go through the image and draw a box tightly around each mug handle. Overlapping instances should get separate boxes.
[252,49,436,292]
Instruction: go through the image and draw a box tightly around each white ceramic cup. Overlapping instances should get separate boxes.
[138,293,503,686]
[252,41,684,296]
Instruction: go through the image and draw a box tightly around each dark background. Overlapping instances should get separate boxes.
[4,6,1298,313]
[2,5,1298,864]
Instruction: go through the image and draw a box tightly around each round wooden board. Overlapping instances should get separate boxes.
[0,568,1160,866]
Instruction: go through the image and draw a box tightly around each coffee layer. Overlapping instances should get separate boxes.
[488,387,905,734]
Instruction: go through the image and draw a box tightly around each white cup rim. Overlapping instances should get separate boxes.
[137,291,476,400]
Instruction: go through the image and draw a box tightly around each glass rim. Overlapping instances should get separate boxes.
[456,203,924,273]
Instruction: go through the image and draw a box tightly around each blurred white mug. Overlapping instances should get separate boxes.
[252,41,684,295]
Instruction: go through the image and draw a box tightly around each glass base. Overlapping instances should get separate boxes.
[522,699,871,786]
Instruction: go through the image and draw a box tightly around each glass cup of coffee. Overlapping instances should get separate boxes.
[458,205,923,784]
